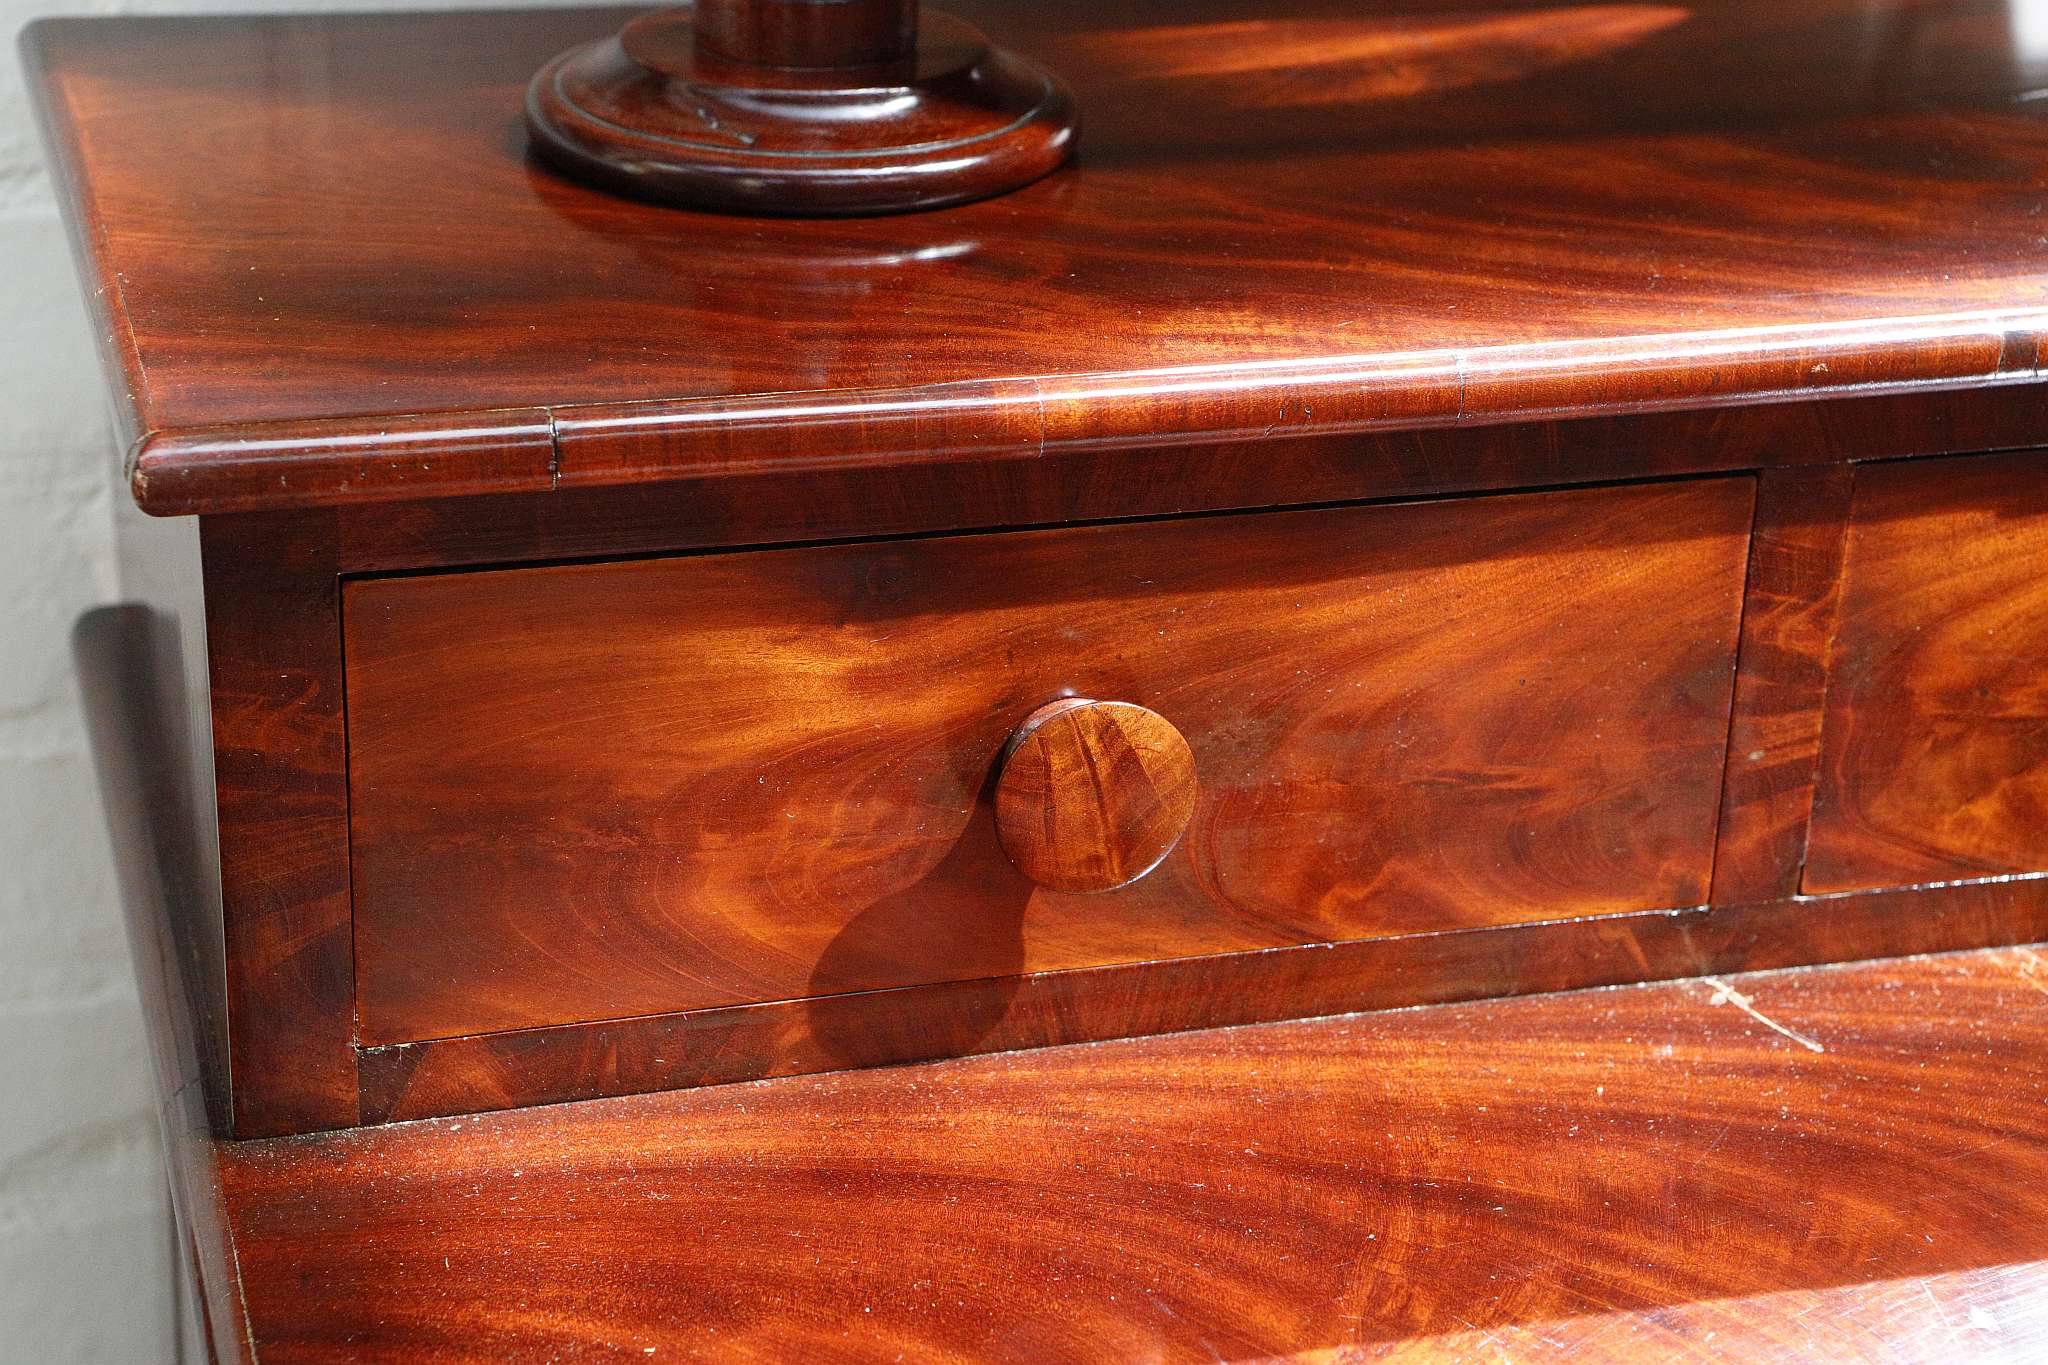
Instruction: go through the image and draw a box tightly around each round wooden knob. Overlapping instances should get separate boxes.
[993,699,1197,894]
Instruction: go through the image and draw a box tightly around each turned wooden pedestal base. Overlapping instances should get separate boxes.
[526,0,1076,215]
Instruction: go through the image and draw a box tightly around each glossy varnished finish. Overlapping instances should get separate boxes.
[992,699,1197,894]
[343,480,1750,1045]
[695,0,917,66]
[161,426,2048,1136]
[1806,449,2048,893]
[72,581,253,1356]
[220,948,2048,1362]
[356,875,2048,1124]
[22,0,2048,514]
[32,0,2048,1170]
[200,515,359,1135]
[34,14,2048,1364]
[75,581,2048,1358]
[321,386,2048,577]
[1710,465,1855,905]
[526,3,1078,215]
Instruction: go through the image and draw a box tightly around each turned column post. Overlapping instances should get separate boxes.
[692,0,919,69]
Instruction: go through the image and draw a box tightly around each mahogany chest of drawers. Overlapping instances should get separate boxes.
[27,0,2048,1355]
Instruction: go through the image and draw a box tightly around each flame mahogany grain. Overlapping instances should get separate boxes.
[37,2,2048,1355]
[992,699,1199,894]
[356,876,2048,1124]
[31,0,2048,1154]
[1806,449,2048,892]
[23,0,2048,515]
[166,446,2048,1136]
[1709,465,1855,905]
[342,480,1751,1045]
[225,948,2048,1363]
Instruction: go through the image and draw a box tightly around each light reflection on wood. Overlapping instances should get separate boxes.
[1087,8,1691,104]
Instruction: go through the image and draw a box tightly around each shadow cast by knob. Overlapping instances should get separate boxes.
[804,794,1034,1069]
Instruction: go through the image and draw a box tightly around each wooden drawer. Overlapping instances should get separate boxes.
[1805,451,2048,893]
[345,478,1754,1045]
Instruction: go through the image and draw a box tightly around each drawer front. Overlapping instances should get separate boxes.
[345,479,1754,1045]
[1806,451,2048,893]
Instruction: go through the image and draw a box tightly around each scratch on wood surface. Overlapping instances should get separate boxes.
[1919,1278,1970,1358]
[1700,977,1826,1052]
[1451,1315,1518,1363]
[2008,946,2048,998]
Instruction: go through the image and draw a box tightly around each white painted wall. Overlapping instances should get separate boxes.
[0,2,559,1357]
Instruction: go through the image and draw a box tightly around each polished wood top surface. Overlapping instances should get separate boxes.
[26,0,2048,513]
[216,947,2048,1362]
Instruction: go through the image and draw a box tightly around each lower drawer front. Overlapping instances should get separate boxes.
[1805,450,2048,892]
[345,478,1754,1045]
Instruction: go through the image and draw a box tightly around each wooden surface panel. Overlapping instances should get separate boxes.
[1806,449,2048,892]
[1710,465,1854,904]
[345,479,1750,1045]
[357,875,2048,1124]
[201,514,360,1134]
[73,586,255,1360]
[24,0,2048,512]
[324,386,2048,577]
[223,947,2048,1363]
